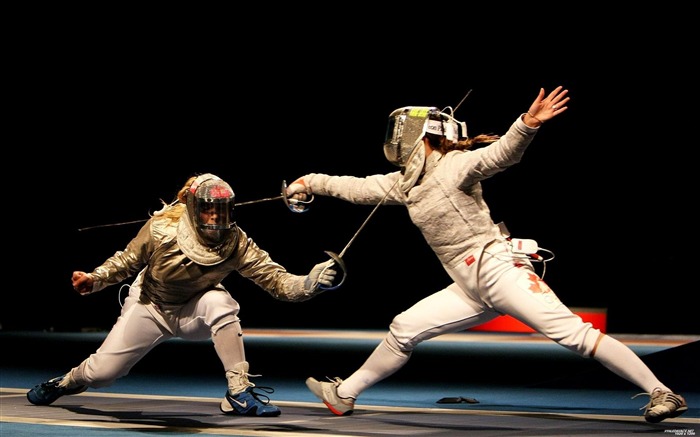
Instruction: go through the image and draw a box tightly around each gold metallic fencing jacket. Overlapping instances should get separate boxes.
[87,213,314,307]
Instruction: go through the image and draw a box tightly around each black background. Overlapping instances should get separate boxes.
[5,13,696,335]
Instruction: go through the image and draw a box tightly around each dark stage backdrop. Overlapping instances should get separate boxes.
[7,26,696,335]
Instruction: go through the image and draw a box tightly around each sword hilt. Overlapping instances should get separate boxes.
[318,251,347,291]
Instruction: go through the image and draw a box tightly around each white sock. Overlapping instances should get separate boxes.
[593,335,670,393]
[339,338,409,399]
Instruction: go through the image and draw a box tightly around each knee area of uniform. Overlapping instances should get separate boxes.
[200,290,239,309]
[386,323,418,354]
[549,322,600,357]
[200,300,240,328]
[212,319,241,337]
[381,336,413,360]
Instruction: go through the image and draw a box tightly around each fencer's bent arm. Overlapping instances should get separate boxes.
[452,116,538,184]
[87,216,315,303]
[89,220,159,294]
[232,232,321,302]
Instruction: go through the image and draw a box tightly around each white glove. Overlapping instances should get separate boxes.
[286,178,311,200]
[304,259,337,292]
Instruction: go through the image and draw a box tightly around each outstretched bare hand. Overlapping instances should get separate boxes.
[527,86,570,124]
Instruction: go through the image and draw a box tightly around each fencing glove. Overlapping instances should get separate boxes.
[286,178,311,200]
[304,259,337,292]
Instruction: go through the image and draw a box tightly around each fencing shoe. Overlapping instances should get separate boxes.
[27,374,87,406]
[305,376,355,416]
[633,388,688,423]
[220,361,281,416]
[220,387,281,416]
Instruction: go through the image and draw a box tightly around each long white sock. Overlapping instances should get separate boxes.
[593,334,670,393]
[213,322,246,370]
[339,338,410,399]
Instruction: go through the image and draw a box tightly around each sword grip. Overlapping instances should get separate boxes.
[319,250,347,291]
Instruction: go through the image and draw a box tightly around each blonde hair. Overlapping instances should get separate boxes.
[150,175,197,223]
[434,133,500,154]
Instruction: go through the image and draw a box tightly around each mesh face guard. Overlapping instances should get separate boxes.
[186,174,236,233]
[194,181,236,231]
[383,106,467,168]
[177,173,239,264]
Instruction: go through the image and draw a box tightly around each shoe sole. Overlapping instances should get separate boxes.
[221,395,281,417]
[26,385,87,406]
[306,377,354,416]
[646,406,688,423]
[324,400,354,416]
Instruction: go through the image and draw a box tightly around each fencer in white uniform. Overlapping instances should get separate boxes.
[286,86,687,423]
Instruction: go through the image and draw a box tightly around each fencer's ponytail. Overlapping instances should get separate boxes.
[440,134,500,153]
[178,176,198,203]
[151,176,193,222]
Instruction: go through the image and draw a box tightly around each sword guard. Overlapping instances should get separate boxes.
[282,180,314,213]
[319,250,347,291]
